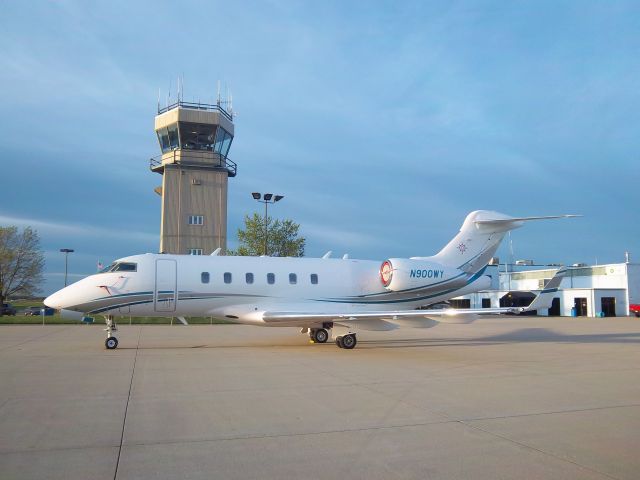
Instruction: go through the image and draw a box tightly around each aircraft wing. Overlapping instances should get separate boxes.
[260,267,567,329]
[212,269,567,330]
[262,306,509,328]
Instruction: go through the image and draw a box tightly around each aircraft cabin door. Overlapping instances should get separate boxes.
[155,259,177,312]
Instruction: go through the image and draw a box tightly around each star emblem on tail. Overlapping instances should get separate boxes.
[457,243,467,254]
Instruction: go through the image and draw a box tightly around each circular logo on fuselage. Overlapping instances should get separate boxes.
[380,260,393,287]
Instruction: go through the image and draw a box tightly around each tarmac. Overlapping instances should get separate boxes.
[1,316,639,480]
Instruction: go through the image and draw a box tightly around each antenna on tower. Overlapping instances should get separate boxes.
[217,80,221,106]
[177,76,181,103]
[157,88,161,112]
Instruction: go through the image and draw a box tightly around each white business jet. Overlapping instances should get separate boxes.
[44,210,575,350]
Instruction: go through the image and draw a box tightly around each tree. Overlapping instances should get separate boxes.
[230,213,305,257]
[0,227,45,312]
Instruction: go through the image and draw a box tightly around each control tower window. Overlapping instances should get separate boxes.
[157,127,170,152]
[179,122,216,151]
[167,124,179,149]
[221,130,233,157]
[214,127,233,157]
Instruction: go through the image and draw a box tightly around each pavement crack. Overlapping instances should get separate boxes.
[0,326,73,352]
[113,326,141,480]
[459,420,622,480]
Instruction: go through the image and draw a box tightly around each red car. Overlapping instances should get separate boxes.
[631,304,640,317]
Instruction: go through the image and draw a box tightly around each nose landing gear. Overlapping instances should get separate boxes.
[104,315,118,349]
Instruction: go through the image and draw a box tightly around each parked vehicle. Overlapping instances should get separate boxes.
[1,303,17,316]
[23,306,44,316]
[631,304,640,317]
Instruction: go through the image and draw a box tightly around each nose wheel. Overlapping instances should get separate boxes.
[104,316,119,349]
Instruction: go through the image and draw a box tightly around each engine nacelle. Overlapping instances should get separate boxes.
[380,258,461,292]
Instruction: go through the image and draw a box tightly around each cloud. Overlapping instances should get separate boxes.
[0,214,156,243]
[301,223,377,249]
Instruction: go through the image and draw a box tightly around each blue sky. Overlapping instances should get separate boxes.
[1,1,639,295]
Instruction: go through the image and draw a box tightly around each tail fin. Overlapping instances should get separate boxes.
[429,211,579,274]
[521,268,567,313]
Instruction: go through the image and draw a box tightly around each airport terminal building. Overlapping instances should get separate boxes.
[454,259,640,317]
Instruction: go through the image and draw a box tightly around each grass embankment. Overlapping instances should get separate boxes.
[0,299,232,325]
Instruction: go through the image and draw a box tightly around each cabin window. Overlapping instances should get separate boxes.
[289,273,297,284]
[189,248,203,255]
[267,273,275,284]
[224,272,232,284]
[310,274,318,285]
[201,272,210,284]
[246,273,254,284]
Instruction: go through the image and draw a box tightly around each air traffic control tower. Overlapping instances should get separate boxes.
[150,100,236,255]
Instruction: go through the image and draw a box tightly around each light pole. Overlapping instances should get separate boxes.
[60,248,74,287]
[251,192,284,256]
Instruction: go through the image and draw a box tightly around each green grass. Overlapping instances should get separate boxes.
[1,298,232,325]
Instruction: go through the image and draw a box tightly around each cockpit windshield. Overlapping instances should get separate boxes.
[98,262,137,273]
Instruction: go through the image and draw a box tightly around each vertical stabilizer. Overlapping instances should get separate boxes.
[428,211,578,274]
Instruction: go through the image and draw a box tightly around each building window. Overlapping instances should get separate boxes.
[224,272,232,284]
[188,215,204,225]
[189,249,203,255]
[289,273,297,285]
[450,299,471,309]
[481,298,491,308]
[201,272,210,284]
[246,273,254,284]
[310,274,318,285]
[267,273,275,285]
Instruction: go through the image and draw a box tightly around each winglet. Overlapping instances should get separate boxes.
[519,268,567,313]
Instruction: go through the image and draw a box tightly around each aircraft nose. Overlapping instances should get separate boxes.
[44,291,63,310]
[44,288,76,310]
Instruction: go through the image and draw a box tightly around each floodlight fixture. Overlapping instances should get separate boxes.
[59,249,75,287]
[251,192,285,256]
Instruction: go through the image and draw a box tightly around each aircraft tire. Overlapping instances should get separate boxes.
[342,334,357,350]
[105,337,118,349]
[314,328,329,343]
[335,336,344,348]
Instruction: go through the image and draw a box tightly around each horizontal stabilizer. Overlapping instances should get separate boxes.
[475,214,581,225]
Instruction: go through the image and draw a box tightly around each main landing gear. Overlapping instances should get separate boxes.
[304,323,358,350]
[104,315,118,349]
[335,333,357,350]
[309,328,329,343]
[306,322,333,344]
